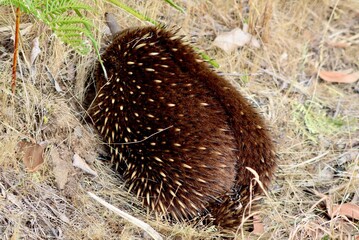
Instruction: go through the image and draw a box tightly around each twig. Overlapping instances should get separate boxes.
[11,7,21,94]
[87,192,163,240]
[112,125,173,145]
[281,151,329,169]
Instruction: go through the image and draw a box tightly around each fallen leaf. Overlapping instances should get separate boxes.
[30,37,41,78]
[30,37,41,66]
[326,41,351,48]
[213,25,260,53]
[50,147,69,190]
[331,203,359,220]
[252,214,264,235]
[319,70,359,83]
[73,153,98,177]
[314,190,359,221]
[17,141,47,172]
[250,37,261,48]
[45,66,63,92]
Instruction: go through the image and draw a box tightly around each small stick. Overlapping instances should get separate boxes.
[87,192,163,240]
[11,7,21,94]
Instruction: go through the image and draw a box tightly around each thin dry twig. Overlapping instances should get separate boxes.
[11,7,21,94]
[87,192,163,240]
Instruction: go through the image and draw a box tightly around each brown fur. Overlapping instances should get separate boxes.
[88,26,276,229]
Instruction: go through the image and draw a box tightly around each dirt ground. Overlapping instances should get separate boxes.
[0,0,358,239]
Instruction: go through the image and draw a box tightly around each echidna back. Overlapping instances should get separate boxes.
[89,26,275,229]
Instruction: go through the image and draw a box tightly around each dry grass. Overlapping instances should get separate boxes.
[1,0,358,239]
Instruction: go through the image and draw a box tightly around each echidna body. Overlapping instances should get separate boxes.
[89,24,275,229]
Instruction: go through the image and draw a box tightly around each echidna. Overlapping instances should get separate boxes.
[88,14,276,230]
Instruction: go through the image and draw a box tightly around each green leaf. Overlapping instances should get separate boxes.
[105,0,158,25]
[164,0,185,13]
[196,50,220,68]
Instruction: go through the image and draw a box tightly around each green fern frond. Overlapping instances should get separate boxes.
[41,1,95,54]
[43,1,91,16]
[292,103,317,142]
[292,100,354,142]
[1,0,96,55]
[1,0,36,13]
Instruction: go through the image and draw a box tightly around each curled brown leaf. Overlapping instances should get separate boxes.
[252,214,265,235]
[331,203,359,220]
[17,141,46,172]
[319,70,359,83]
